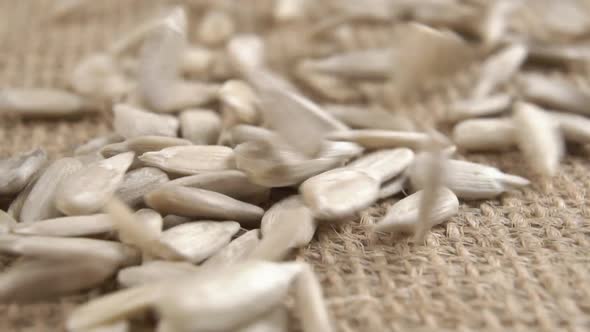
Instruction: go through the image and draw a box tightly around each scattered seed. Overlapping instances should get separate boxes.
[145,186,264,227]
[324,104,416,131]
[203,229,260,267]
[227,34,266,74]
[300,48,394,80]
[294,65,364,102]
[139,145,235,175]
[218,80,260,126]
[235,307,288,332]
[519,73,590,116]
[181,46,214,76]
[162,215,192,229]
[55,152,134,215]
[101,136,192,159]
[12,214,113,237]
[294,264,334,332]
[0,148,47,195]
[300,168,380,220]
[113,104,179,139]
[480,0,519,47]
[0,88,97,118]
[71,53,131,100]
[347,148,414,183]
[75,133,123,156]
[550,112,590,144]
[179,109,222,145]
[117,260,199,288]
[274,0,307,22]
[0,210,16,234]
[447,94,512,123]
[49,0,89,20]
[513,102,564,177]
[473,44,528,98]
[326,129,432,150]
[86,321,129,332]
[198,10,235,46]
[379,175,407,199]
[116,167,169,207]
[528,42,590,65]
[452,118,517,152]
[261,195,317,249]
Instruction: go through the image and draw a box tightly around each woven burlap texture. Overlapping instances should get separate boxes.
[1,1,590,331]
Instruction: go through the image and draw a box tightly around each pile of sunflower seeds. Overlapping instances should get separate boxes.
[2,0,590,331]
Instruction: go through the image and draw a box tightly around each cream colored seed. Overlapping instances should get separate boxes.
[12,214,113,237]
[480,0,519,48]
[6,167,43,221]
[294,264,334,332]
[226,34,265,74]
[218,80,260,125]
[261,196,317,249]
[71,53,131,100]
[56,152,134,215]
[117,261,199,288]
[374,187,459,235]
[0,148,47,195]
[113,104,179,139]
[447,94,512,123]
[160,221,240,263]
[20,158,83,223]
[294,65,363,102]
[473,43,528,98]
[101,136,192,158]
[528,42,590,66]
[274,0,307,22]
[0,210,16,234]
[234,307,288,332]
[166,170,269,205]
[550,112,590,144]
[179,109,222,145]
[162,215,192,229]
[300,48,394,80]
[116,167,169,207]
[379,175,407,200]
[324,104,415,131]
[75,133,123,157]
[145,186,264,227]
[181,46,214,76]
[326,129,431,150]
[133,208,164,238]
[452,118,517,152]
[347,148,414,183]
[519,73,590,116]
[139,145,235,175]
[86,321,129,332]
[203,229,260,267]
[513,102,564,177]
[198,10,236,46]
[300,168,380,220]
[0,88,97,118]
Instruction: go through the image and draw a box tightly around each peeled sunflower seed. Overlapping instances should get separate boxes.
[550,112,590,144]
[166,170,269,204]
[473,43,528,98]
[156,261,303,332]
[294,264,333,332]
[101,136,192,159]
[0,258,119,304]
[179,109,221,145]
[0,234,140,266]
[218,80,260,125]
[86,321,129,332]
[234,307,288,332]
[324,104,415,131]
[139,145,235,175]
[412,150,446,242]
[160,221,240,263]
[447,94,512,123]
[55,152,134,215]
[133,208,163,237]
[347,148,414,183]
[20,157,83,223]
[181,46,214,76]
[408,157,530,200]
[117,260,199,288]
[318,140,364,160]
[0,88,97,118]
[374,187,459,234]
[513,102,564,177]
[227,34,266,75]
[198,9,236,46]
[452,118,517,152]
[113,104,179,139]
[294,65,363,102]
[480,0,519,47]
[203,229,260,267]
[12,214,113,237]
[274,0,307,22]
[0,148,47,195]
[70,53,132,100]
[379,175,407,199]
[261,196,317,249]
[229,125,286,146]
[115,167,169,207]
[326,129,432,150]
[300,168,380,220]
[300,48,394,80]
[145,186,264,227]
[519,73,590,116]
[528,42,590,65]
[0,210,16,234]
[6,167,43,221]
[162,215,192,229]
[75,133,123,156]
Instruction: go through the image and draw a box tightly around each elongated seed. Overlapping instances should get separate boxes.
[0,148,47,195]
[101,136,192,159]
[326,129,431,150]
[71,53,131,100]
[295,264,334,332]
[75,133,123,156]
[550,112,590,144]
[198,9,236,46]
[12,214,113,237]
[447,94,512,123]
[116,167,169,207]
[520,73,590,116]
[0,88,97,118]
[113,104,179,139]
[86,321,129,332]
[0,210,16,234]
[473,44,528,98]
[203,229,260,267]
[139,145,235,175]
[300,48,393,80]
[117,261,199,288]
[379,175,407,199]
[452,118,517,152]
[261,196,317,249]
[218,80,260,125]
[347,148,414,183]
[324,104,415,131]
[145,186,264,227]
[179,109,222,145]
[235,307,288,332]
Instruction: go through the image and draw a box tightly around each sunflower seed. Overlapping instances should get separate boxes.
[347,148,414,183]
[0,258,119,303]
[249,211,303,262]
[447,94,512,123]
[181,46,214,76]
[12,214,113,237]
[300,48,394,80]
[21,157,83,223]
[134,208,163,236]
[198,10,235,46]
[409,157,530,200]
[513,102,564,177]
[331,0,393,20]
[550,112,590,144]
[261,196,317,249]
[101,136,192,159]
[75,133,123,156]
[473,44,528,98]
[6,166,44,221]
[105,199,183,261]
[145,186,264,227]
[0,234,140,266]
[229,125,283,146]
[0,210,16,234]
[300,168,380,220]
[452,118,517,152]
[117,261,199,288]
[294,65,363,102]
[160,221,240,263]
[156,261,302,332]
[70,53,132,100]
[519,73,590,116]
[294,264,333,332]
[86,321,129,332]
[326,129,431,150]
[480,0,519,47]
[113,104,179,139]
[374,187,458,234]
[162,215,192,229]
[179,109,222,145]
[0,88,97,118]
[56,152,134,215]
[412,150,446,242]
[274,0,307,22]
[0,148,47,195]
[108,15,162,56]
[528,42,590,65]
[116,167,169,207]
[324,104,415,131]
[235,307,288,332]
[379,175,407,199]
[166,170,269,204]
[318,140,364,160]
[227,34,265,73]
[203,229,260,267]
[139,146,235,175]
[218,80,260,125]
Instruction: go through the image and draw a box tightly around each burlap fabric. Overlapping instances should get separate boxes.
[1,1,590,331]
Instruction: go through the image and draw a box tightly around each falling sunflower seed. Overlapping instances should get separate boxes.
[347,148,414,183]
[300,48,394,80]
[550,112,590,144]
[198,9,236,46]
[473,43,528,98]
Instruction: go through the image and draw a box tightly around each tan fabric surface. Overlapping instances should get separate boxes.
[1,1,590,331]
